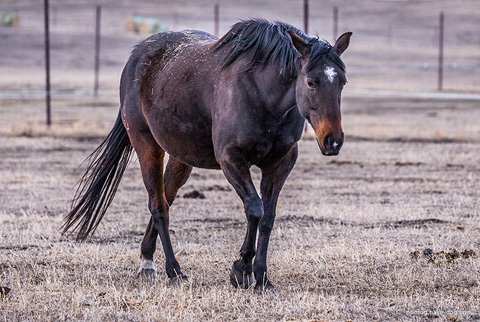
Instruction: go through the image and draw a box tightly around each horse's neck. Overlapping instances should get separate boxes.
[252,64,297,117]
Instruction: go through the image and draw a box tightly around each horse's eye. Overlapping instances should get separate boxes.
[306,79,315,89]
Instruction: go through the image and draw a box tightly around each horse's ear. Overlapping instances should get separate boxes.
[333,32,352,56]
[287,30,311,58]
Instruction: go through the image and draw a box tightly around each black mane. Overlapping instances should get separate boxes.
[213,19,345,76]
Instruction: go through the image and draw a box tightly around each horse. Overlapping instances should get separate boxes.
[62,19,351,292]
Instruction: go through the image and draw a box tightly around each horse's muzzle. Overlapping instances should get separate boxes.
[317,132,344,156]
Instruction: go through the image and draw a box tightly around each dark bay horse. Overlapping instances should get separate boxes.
[63,19,351,291]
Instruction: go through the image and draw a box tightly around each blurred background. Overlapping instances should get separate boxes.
[0,0,479,134]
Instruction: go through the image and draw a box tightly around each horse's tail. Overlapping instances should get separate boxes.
[62,112,133,241]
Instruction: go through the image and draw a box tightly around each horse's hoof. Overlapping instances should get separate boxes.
[138,259,157,279]
[170,274,189,288]
[230,266,254,289]
[254,280,275,293]
[138,268,157,279]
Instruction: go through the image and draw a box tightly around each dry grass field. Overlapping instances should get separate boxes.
[1,94,479,321]
[1,0,480,321]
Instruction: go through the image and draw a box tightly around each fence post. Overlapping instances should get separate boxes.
[333,6,338,41]
[303,0,309,35]
[44,0,51,126]
[214,4,219,37]
[303,0,309,132]
[94,5,101,97]
[437,11,444,91]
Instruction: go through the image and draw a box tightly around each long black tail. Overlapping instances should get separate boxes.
[62,113,133,241]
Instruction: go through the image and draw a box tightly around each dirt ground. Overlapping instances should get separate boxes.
[0,94,479,321]
[1,0,480,321]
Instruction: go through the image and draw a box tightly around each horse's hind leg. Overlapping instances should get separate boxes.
[139,157,192,278]
[130,131,188,285]
[164,157,193,206]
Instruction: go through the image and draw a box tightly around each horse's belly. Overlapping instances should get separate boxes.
[165,139,220,170]
[145,109,220,169]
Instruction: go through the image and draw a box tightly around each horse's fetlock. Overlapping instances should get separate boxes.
[234,259,252,274]
[253,266,267,281]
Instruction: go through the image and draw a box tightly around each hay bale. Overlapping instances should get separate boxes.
[125,18,136,33]
[126,16,168,34]
[139,21,151,34]
[1,13,20,27]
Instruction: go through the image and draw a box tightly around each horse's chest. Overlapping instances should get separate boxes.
[245,140,271,164]
[241,129,279,165]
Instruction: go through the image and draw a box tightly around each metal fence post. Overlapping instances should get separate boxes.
[214,4,219,37]
[438,11,444,91]
[44,0,51,126]
[304,0,309,35]
[94,5,101,97]
[333,6,338,41]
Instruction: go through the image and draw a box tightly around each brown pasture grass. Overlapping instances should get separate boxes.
[1,95,480,321]
[2,0,480,319]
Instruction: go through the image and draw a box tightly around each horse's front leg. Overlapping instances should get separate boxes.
[218,147,263,289]
[255,145,298,291]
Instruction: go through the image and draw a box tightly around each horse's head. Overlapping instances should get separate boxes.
[288,31,352,156]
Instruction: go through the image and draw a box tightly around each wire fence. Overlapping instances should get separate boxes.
[0,1,479,110]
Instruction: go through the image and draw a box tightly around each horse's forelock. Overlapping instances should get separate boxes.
[306,42,346,73]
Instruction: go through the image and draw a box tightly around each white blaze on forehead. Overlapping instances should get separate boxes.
[324,66,337,83]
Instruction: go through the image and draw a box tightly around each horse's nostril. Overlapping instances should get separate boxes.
[323,132,343,151]
[323,133,334,149]
[338,133,344,147]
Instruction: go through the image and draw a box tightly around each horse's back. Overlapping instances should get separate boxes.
[123,30,216,95]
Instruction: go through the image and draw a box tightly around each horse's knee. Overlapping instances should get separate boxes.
[244,197,264,222]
